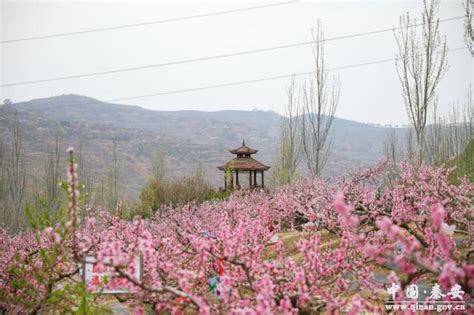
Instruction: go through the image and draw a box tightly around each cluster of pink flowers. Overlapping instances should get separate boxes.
[0,159,472,314]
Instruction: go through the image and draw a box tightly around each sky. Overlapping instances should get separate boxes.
[0,0,471,126]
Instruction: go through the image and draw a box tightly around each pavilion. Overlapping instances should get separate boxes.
[218,140,270,190]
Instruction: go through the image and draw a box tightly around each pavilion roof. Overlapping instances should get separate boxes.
[229,139,258,155]
[218,156,270,171]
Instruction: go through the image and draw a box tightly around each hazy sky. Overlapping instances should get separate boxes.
[1,0,471,125]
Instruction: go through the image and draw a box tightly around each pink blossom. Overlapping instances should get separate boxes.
[430,204,445,231]
[376,216,392,232]
[438,262,466,290]
[362,244,380,258]
[333,191,351,216]
[1,161,473,313]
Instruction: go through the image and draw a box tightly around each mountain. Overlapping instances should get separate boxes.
[0,94,399,199]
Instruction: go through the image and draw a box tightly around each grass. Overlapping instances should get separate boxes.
[448,139,474,184]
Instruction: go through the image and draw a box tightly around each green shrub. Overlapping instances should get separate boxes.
[140,176,226,213]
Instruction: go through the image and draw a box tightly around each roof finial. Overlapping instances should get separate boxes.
[242,139,245,146]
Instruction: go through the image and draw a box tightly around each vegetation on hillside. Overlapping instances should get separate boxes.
[139,176,227,216]
[449,139,474,183]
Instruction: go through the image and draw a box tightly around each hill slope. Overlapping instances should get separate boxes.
[1,94,399,199]
[449,139,474,183]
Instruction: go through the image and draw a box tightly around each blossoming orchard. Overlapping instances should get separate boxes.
[1,0,473,312]
[0,148,473,314]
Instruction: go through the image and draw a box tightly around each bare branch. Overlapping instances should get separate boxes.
[394,0,448,163]
[272,76,303,186]
[301,20,340,176]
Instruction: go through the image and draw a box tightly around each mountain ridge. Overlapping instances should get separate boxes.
[1,94,398,199]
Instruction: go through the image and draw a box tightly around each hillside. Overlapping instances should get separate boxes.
[1,94,400,199]
[449,139,474,183]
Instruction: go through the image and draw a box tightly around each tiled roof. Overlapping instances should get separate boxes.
[229,145,258,155]
[218,157,270,171]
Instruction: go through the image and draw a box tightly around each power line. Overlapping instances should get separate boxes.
[0,16,463,88]
[15,46,465,108]
[103,47,467,100]
[0,1,294,44]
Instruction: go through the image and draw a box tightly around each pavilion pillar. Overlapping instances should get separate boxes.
[261,171,264,188]
[230,171,234,190]
[253,170,257,187]
[249,171,252,189]
[236,170,239,188]
[224,173,227,191]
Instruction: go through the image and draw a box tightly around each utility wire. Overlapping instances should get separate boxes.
[0,1,294,44]
[103,47,467,100]
[0,16,463,88]
[14,46,465,108]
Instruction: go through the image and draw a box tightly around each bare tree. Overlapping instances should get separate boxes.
[194,159,206,184]
[383,128,401,163]
[0,138,7,225]
[106,139,121,211]
[272,76,303,186]
[5,110,26,230]
[464,0,473,55]
[405,128,416,162]
[425,94,472,165]
[76,127,93,211]
[44,127,62,214]
[94,178,107,209]
[150,147,168,183]
[394,0,448,163]
[464,86,473,137]
[425,103,449,165]
[301,21,340,176]
[93,139,121,211]
[446,96,472,157]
